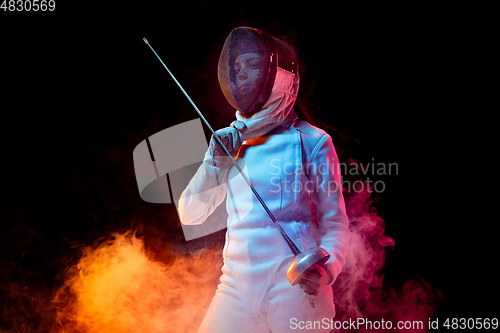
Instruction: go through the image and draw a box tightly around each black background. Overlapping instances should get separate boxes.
[0,1,496,331]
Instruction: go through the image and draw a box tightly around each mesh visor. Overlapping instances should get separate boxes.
[218,27,272,114]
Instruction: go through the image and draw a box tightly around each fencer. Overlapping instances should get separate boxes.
[178,27,351,333]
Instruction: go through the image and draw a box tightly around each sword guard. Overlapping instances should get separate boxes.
[286,247,330,286]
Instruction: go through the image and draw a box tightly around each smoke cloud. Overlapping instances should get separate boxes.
[40,183,441,333]
[0,188,443,333]
[51,231,222,333]
[332,186,444,332]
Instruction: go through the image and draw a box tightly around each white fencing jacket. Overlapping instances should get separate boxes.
[178,108,351,315]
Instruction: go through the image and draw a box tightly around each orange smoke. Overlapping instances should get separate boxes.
[52,230,222,333]
[45,185,442,333]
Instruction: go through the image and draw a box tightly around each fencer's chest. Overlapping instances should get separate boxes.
[227,129,301,208]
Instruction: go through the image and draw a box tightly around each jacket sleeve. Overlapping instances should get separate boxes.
[308,134,351,285]
[177,161,228,225]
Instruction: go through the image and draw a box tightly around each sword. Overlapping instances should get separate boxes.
[143,37,329,307]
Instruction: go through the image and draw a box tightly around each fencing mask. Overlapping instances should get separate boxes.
[218,26,298,116]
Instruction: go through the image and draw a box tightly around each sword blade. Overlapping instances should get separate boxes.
[143,38,300,255]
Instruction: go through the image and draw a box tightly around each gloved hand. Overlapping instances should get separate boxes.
[298,263,329,306]
[205,126,243,168]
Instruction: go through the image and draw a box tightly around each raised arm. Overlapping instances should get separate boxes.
[178,127,242,225]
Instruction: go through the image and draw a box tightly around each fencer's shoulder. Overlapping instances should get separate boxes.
[294,120,334,162]
[294,119,330,142]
